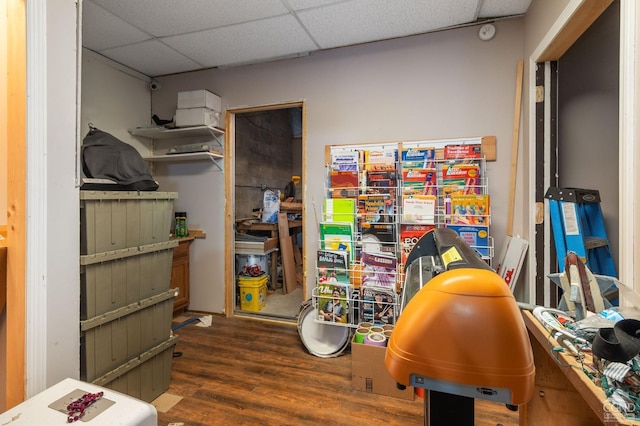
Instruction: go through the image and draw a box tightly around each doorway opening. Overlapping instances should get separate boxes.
[227,102,305,322]
[532,1,619,307]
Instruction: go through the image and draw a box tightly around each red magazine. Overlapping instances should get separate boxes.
[443,144,482,159]
[329,170,359,189]
[400,224,435,266]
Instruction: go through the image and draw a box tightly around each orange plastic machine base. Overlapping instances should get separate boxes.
[385,228,535,424]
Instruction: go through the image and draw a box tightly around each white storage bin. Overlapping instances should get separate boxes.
[177,89,221,111]
[0,378,157,425]
[175,107,220,128]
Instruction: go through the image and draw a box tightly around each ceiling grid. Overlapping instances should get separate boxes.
[82,0,531,77]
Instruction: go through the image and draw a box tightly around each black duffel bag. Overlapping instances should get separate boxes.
[82,127,158,191]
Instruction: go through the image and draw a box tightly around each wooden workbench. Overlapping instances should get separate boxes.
[236,201,302,294]
[521,310,640,425]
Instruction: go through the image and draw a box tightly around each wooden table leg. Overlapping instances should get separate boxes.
[270,249,278,289]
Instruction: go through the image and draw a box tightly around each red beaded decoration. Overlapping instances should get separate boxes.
[66,391,104,423]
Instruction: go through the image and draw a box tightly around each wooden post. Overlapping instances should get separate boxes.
[507,60,524,236]
[5,0,27,409]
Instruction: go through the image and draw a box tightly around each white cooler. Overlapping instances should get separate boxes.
[0,378,157,425]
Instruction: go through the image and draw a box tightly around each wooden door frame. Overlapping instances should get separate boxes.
[617,0,639,297]
[526,0,636,306]
[224,102,306,319]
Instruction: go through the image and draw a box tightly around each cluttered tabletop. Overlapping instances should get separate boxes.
[524,303,640,425]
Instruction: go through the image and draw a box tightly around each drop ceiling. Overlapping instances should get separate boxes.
[82,0,532,78]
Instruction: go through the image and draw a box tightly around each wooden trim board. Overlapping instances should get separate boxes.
[224,111,234,317]
[507,61,524,237]
[538,0,614,62]
[278,213,298,295]
[5,0,27,409]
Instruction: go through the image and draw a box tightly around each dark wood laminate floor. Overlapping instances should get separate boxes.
[158,314,519,426]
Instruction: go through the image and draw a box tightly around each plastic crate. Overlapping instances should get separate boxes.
[80,240,178,319]
[93,335,178,403]
[80,289,176,382]
[80,191,177,255]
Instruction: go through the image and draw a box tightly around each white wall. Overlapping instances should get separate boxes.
[40,0,80,392]
[81,49,152,152]
[151,161,226,312]
[152,19,526,312]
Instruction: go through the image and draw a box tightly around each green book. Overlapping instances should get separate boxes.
[319,222,354,256]
[324,198,357,230]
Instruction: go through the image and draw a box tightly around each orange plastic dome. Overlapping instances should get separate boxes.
[385,267,535,405]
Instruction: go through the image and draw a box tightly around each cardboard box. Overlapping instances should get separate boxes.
[177,89,221,111]
[175,107,220,128]
[351,336,415,400]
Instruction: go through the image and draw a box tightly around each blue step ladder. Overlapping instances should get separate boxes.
[545,187,617,277]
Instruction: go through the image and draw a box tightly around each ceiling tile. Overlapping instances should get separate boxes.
[82,1,151,51]
[100,40,203,76]
[162,15,318,68]
[83,0,532,76]
[285,0,347,10]
[297,0,478,49]
[90,0,290,37]
[478,0,532,18]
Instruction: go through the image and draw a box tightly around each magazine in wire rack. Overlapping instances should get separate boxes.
[360,252,397,288]
[361,285,397,326]
[316,283,350,324]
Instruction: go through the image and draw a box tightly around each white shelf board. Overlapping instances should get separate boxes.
[143,152,223,161]
[143,152,223,170]
[129,125,224,140]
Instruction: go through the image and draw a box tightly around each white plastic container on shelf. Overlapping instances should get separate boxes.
[177,89,221,111]
[0,378,157,425]
[175,107,220,128]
